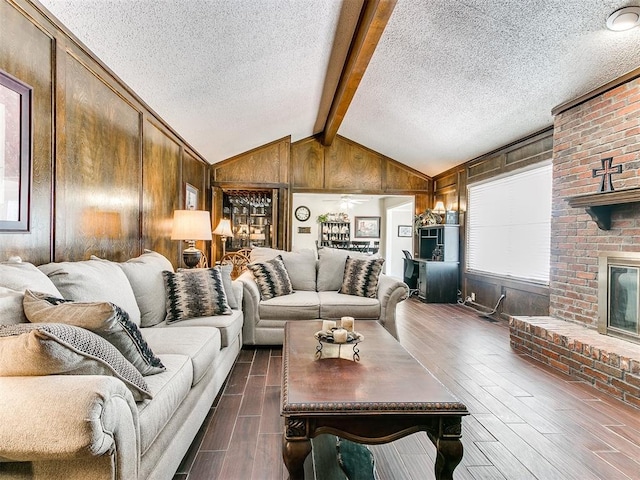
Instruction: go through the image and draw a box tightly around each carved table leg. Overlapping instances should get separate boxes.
[282,436,311,480]
[433,416,464,480]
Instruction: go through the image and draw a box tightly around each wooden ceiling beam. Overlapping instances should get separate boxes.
[321,0,397,146]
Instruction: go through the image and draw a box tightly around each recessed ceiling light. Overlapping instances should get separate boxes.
[606,6,640,31]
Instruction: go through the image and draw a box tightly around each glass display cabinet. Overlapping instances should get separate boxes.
[222,190,274,251]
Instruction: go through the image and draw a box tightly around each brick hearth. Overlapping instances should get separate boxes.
[510,316,640,410]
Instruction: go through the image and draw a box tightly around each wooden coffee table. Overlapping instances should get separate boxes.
[281,321,469,480]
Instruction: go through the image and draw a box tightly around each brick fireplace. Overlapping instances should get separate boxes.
[510,71,640,409]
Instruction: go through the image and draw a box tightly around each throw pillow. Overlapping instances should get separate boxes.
[117,250,175,327]
[247,255,293,300]
[0,287,27,325]
[0,323,152,401]
[23,290,165,376]
[162,268,232,324]
[39,259,142,326]
[250,247,317,291]
[0,259,62,297]
[217,264,239,309]
[339,256,385,298]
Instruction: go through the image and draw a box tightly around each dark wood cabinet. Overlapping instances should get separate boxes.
[415,260,459,303]
[415,225,459,303]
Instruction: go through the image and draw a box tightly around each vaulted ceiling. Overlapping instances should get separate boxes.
[38,0,640,176]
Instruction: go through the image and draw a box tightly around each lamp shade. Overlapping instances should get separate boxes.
[213,219,234,238]
[171,210,212,241]
[433,201,446,214]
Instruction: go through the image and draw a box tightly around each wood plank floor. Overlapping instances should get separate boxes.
[173,299,640,480]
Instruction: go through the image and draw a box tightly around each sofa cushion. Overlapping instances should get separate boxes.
[39,259,142,326]
[317,248,375,292]
[0,323,151,401]
[318,291,381,320]
[248,255,293,300]
[340,256,385,298]
[117,250,174,327]
[162,268,232,323]
[251,247,317,291]
[160,309,243,348]
[23,290,165,376]
[141,326,221,386]
[0,287,27,325]
[218,264,239,309]
[259,291,320,321]
[137,354,192,455]
[0,259,62,296]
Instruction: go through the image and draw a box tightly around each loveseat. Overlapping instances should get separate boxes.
[238,247,409,345]
[0,251,243,480]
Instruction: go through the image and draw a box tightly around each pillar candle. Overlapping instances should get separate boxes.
[322,320,336,332]
[341,316,355,332]
[333,328,348,344]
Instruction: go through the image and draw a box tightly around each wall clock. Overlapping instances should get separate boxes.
[295,206,311,222]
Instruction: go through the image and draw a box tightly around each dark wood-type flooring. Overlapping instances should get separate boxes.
[173,299,640,480]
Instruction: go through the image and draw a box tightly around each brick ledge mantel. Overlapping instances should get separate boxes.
[565,186,640,230]
[510,316,640,410]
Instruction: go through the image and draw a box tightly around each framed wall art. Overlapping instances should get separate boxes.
[354,216,380,238]
[398,225,412,237]
[185,183,198,210]
[0,70,32,232]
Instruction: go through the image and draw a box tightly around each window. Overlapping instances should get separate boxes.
[467,163,552,284]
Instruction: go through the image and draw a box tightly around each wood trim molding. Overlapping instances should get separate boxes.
[321,0,397,146]
[552,66,640,116]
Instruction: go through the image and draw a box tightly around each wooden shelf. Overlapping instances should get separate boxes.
[566,187,640,230]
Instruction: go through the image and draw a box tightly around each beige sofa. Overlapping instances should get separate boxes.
[0,251,243,480]
[238,247,409,345]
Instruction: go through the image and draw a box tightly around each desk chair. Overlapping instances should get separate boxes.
[402,252,419,297]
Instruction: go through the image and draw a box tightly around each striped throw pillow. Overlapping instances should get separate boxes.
[247,255,293,300]
[340,256,385,298]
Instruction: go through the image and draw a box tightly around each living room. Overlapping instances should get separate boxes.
[2,0,640,479]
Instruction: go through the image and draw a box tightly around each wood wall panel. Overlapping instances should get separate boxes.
[213,137,290,185]
[182,150,209,262]
[290,137,324,189]
[0,1,53,264]
[325,138,382,191]
[142,119,180,265]
[385,161,430,192]
[55,52,141,262]
[0,0,210,266]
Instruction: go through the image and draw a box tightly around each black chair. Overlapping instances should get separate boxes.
[403,253,419,297]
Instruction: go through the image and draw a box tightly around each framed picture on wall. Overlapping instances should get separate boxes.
[185,183,198,210]
[354,216,380,238]
[0,70,32,232]
[398,225,412,237]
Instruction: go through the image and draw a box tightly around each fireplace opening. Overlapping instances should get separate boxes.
[598,253,640,344]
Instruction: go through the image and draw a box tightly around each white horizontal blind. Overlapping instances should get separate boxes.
[467,163,552,284]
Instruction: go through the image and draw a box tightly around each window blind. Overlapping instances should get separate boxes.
[467,163,552,284]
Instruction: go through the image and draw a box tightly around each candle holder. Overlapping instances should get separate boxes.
[314,328,364,361]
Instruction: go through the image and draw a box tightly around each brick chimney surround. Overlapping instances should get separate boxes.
[511,73,640,409]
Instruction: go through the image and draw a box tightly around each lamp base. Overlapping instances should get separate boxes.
[182,247,202,268]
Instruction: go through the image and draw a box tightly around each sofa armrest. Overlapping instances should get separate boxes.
[0,375,139,479]
[237,270,261,345]
[376,274,409,340]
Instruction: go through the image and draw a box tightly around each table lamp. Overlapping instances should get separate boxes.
[433,201,446,223]
[213,218,234,257]
[171,210,212,268]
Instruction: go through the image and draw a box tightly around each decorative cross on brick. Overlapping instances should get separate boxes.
[592,157,622,193]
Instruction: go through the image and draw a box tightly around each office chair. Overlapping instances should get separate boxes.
[402,252,419,297]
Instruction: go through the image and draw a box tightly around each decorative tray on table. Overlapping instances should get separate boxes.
[314,329,364,361]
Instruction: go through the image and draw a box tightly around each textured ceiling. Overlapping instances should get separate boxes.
[39,0,640,177]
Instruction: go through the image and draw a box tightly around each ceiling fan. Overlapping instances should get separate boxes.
[323,195,367,210]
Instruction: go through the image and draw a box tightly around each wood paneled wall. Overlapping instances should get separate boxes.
[0,0,209,267]
[433,128,554,318]
[211,134,433,253]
